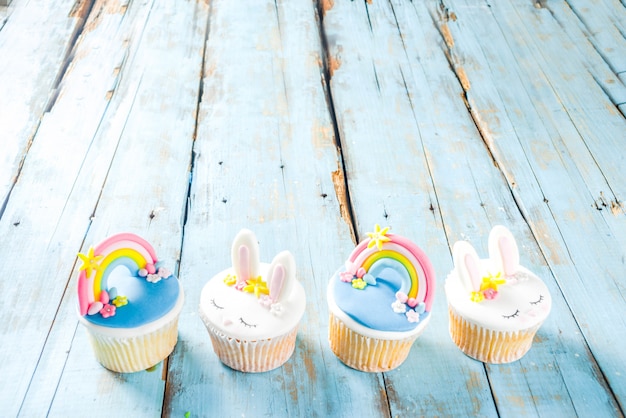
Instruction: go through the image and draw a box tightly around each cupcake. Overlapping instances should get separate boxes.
[445,225,552,364]
[76,233,184,373]
[327,225,436,372]
[199,229,306,372]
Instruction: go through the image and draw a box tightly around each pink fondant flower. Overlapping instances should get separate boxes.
[258,294,273,308]
[395,291,408,303]
[340,271,355,283]
[157,267,172,278]
[483,288,498,300]
[100,304,116,318]
[406,309,420,323]
[234,280,247,291]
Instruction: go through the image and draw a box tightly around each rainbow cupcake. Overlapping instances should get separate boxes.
[76,233,184,373]
[199,229,306,372]
[327,225,436,372]
[445,226,552,363]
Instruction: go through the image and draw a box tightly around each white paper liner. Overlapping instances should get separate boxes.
[328,312,424,372]
[448,306,543,364]
[206,325,298,372]
[84,315,180,373]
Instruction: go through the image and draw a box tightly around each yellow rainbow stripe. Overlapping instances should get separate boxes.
[93,248,148,301]
[362,250,419,298]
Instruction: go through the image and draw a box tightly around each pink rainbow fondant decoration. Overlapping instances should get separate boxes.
[347,226,436,312]
[77,233,159,316]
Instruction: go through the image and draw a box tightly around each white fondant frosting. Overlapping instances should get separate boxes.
[199,230,305,340]
[445,226,552,332]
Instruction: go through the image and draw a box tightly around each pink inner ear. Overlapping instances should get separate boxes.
[270,264,285,302]
[499,236,517,276]
[238,245,249,284]
[464,254,481,291]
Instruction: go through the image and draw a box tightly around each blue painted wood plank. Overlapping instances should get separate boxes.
[163,1,388,417]
[3,1,204,416]
[429,0,625,412]
[0,0,85,210]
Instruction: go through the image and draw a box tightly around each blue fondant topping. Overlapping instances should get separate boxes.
[83,265,180,328]
[332,268,427,332]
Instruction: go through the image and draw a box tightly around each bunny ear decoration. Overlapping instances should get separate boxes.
[231,229,260,285]
[266,251,296,303]
[453,240,482,293]
[488,225,519,277]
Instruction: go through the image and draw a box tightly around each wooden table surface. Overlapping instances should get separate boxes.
[1,0,625,416]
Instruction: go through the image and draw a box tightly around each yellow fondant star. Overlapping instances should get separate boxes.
[243,276,269,298]
[480,272,506,292]
[77,247,103,278]
[366,224,391,250]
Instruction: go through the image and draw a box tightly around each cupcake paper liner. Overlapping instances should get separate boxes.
[84,315,180,373]
[206,325,298,372]
[448,306,543,364]
[328,312,423,372]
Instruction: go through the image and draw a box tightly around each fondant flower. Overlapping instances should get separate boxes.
[157,267,172,279]
[483,288,498,300]
[235,280,247,291]
[112,295,128,307]
[258,294,273,308]
[406,309,421,323]
[100,304,116,318]
[351,278,367,290]
[480,272,506,292]
[270,303,283,316]
[224,274,237,286]
[77,247,104,278]
[146,273,161,283]
[243,276,269,298]
[340,271,355,283]
[366,224,391,251]
[395,291,409,303]
[470,291,485,303]
[391,300,407,313]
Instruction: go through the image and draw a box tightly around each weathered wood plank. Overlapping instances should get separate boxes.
[0,0,205,416]
[163,1,390,417]
[428,0,625,411]
[324,0,622,415]
[322,1,499,416]
[0,0,89,213]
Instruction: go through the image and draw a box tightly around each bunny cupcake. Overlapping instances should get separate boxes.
[327,225,436,372]
[199,229,306,372]
[445,225,552,364]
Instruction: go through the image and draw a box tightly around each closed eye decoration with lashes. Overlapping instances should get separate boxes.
[445,226,552,364]
[199,229,306,372]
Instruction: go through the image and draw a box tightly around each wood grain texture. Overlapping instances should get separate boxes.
[0,0,624,416]
[429,0,625,412]
[163,1,388,416]
[0,0,87,211]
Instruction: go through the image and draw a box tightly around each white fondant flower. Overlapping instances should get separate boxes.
[146,273,161,283]
[270,303,284,316]
[406,309,420,323]
[391,300,407,313]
